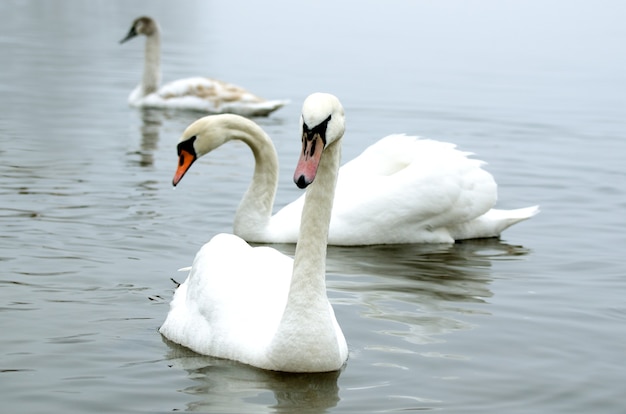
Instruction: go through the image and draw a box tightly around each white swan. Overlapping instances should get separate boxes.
[159,93,348,372]
[172,113,539,245]
[120,16,287,117]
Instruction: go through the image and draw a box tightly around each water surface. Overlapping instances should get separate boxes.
[1,1,625,412]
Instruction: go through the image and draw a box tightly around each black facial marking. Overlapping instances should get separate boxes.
[301,114,332,157]
[177,136,197,162]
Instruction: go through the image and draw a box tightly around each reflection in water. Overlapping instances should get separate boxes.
[271,238,530,302]
[162,343,341,413]
[130,109,162,167]
[321,238,531,347]
[159,238,530,411]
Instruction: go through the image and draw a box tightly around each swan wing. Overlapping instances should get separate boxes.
[329,134,498,244]
[153,77,287,115]
[271,135,497,245]
[159,233,293,364]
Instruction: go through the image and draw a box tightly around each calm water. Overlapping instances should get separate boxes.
[1,1,625,412]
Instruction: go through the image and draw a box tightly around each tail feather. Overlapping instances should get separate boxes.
[450,205,540,240]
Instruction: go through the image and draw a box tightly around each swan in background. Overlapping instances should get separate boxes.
[120,16,287,117]
[172,113,539,245]
[159,93,348,372]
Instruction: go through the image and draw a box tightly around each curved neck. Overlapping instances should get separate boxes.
[228,121,279,240]
[142,30,161,96]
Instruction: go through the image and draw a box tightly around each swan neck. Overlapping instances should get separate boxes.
[229,120,279,240]
[142,29,161,96]
[267,138,342,371]
[291,139,341,296]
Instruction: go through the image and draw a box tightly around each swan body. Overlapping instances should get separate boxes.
[160,93,348,372]
[173,115,538,245]
[120,16,287,117]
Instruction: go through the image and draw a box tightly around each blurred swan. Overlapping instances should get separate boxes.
[159,93,348,372]
[172,112,539,245]
[120,16,287,117]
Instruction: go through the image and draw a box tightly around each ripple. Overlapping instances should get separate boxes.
[46,333,97,345]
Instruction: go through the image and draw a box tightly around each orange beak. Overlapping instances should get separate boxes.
[173,149,197,186]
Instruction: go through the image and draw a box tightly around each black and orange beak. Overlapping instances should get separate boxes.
[173,137,198,186]
[172,149,196,186]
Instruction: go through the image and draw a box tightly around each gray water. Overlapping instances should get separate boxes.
[1,1,625,412]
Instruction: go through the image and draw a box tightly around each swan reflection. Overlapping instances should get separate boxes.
[323,238,531,348]
[268,238,530,346]
[135,108,162,167]
[162,343,341,413]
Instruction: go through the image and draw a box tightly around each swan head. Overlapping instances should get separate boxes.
[120,16,159,43]
[172,114,253,186]
[294,93,345,189]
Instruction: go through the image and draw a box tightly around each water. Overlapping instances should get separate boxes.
[1,0,625,412]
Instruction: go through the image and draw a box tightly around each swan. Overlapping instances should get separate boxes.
[159,92,348,372]
[120,16,287,117]
[172,113,539,246]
